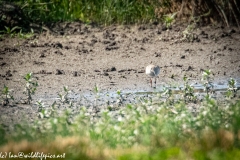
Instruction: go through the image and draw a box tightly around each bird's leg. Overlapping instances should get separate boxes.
[154,78,157,87]
[150,78,152,87]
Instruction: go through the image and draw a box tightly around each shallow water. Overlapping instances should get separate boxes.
[33,78,240,108]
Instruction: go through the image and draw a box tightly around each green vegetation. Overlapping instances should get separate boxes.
[0,26,21,37]
[182,75,196,103]
[0,85,14,106]
[2,0,240,26]
[163,12,177,29]
[227,78,238,98]
[0,26,34,38]
[1,0,239,40]
[16,28,34,39]
[0,72,240,159]
[23,72,38,104]
[6,0,162,25]
[58,86,72,104]
[202,70,214,96]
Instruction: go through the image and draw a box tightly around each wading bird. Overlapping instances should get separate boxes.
[146,64,160,88]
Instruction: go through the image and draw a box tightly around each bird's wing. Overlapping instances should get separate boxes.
[151,68,156,76]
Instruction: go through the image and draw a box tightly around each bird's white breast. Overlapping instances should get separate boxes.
[146,64,160,77]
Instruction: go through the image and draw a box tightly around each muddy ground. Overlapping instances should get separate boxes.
[0,22,240,129]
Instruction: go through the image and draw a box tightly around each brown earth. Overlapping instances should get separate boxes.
[0,22,240,128]
[1,22,240,95]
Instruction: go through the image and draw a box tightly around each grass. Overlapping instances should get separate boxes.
[0,26,34,39]
[0,73,240,159]
[3,0,239,26]
[8,0,163,25]
[1,0,239,40]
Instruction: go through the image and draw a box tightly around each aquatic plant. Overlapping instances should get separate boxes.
[23,72,38,104]
[181,75,196,103]
[226,78,238,98]
[201,69,214,96]
[1,85,14,106]
[58,86,72,105]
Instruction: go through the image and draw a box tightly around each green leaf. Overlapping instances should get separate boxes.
[10,26,21,32]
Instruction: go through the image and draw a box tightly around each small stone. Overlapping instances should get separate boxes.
[73,71,78,77]
[103,72,109,76]
[180,55,185,59]
[56,69,65,75]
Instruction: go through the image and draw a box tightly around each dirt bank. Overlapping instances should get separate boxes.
[1,22,240,96]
